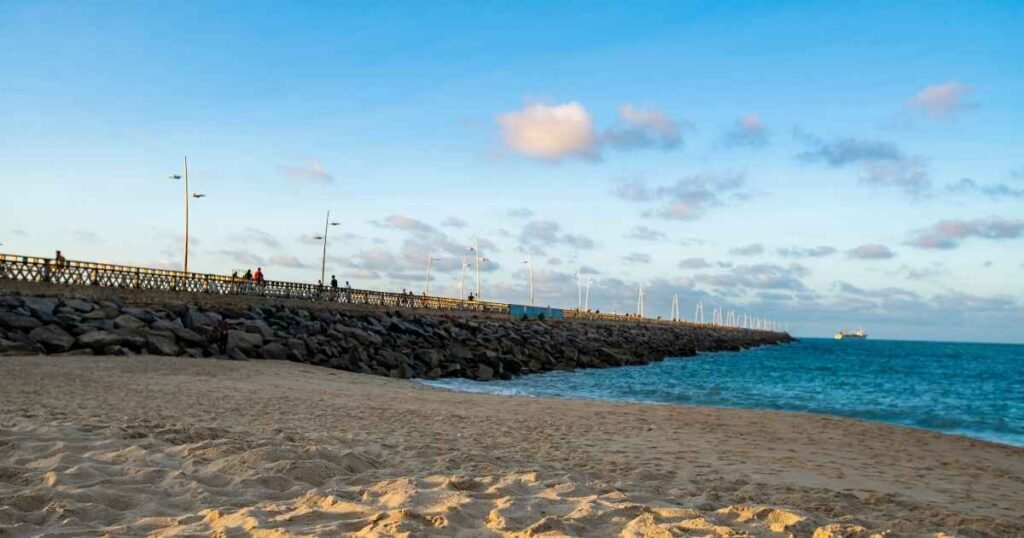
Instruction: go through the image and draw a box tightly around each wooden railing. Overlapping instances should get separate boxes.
[0,253,509,314]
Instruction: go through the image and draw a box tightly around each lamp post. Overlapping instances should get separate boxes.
[313,210,340,286]
[585,277,592,311]
[577,268,585,309]
[459,254,471,299]
[424,252,440,295]
[472,239,489,299]
[168,156,205,273]
[636,283,645,317]
[522,256,534,306]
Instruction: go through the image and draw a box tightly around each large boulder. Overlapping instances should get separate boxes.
[121,307,157,324]
[474,364,495,381]
[242,319,275,339]
[113,314,146,331]
[151,320,204,346]
[226,330,263,358]
[22,297,58,318]
[332,325,383,346]
[181,307,210,329]
[76,331,126,351]
[261,342,290,361]
[0,312,43,331]
[146,334,181,356]
[28,325,75,353]
[62,299,95,313]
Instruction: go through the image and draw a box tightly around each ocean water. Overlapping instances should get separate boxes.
[423,338,1024,447]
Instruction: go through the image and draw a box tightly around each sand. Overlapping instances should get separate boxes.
[0,356,1021,537]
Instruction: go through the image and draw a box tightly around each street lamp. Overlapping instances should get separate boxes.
[522,256,534,306]
[636,283,645,317]
[168,156,205,273]
[424,252,440,295]
[458,251,472,299]
[575,268,583,311]
[471,240,489,299]
[585,277,592,311]
[314,210,340,286]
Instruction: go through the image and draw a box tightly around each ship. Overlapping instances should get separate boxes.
[834,328,867,340]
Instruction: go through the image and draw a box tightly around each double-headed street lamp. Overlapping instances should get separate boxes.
[471,240,489,299]
[168,156,205,273]
[313,210,341,286]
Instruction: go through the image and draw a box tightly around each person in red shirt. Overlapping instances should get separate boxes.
[253,267,264,285]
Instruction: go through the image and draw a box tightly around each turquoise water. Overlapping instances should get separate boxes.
[423,338,1024,446]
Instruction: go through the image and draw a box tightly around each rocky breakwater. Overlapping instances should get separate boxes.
[0,293,794,380]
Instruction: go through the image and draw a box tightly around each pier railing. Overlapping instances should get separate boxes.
[0,253,509,314]
[0,252,778,331]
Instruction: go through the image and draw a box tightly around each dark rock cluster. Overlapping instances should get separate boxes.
[0,293,794,380]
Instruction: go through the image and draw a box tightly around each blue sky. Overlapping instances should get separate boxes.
[2,1,1022,343]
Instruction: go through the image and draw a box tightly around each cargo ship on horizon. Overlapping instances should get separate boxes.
[834,328,867,340]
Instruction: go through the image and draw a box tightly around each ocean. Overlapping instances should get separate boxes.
[423,338,1024,447]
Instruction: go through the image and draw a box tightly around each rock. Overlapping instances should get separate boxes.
[261,342,290,361]
[390,363,414,379]
[28,325,75,352]
[0,338,40,355]
[475,364,495,381]
[376,350,406,369]
[22,297,58,318]
[286,338,308,357]
[103,345,133,356]
[121,307,157,323]
[81,309,114,320]
[226,330,263,357]
[113,314,146,331]
[425,368,442,379]
[413,348,440,368]
[242,319,275,339]
[83,319,115,332]
[448,342,473,361]
[146,334,181,356]
[181,307,210,329]
[227,347,249,361]
[62,299,95,313]
[0,312,43,331]
[332,325,383,346]
[151,320,204,345]
[151,319,184,332]
[76,331,126,351]
[172,326,205,346]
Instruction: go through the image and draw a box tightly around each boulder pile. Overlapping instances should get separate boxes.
[0,293,794,380]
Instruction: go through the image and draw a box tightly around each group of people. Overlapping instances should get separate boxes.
[231,267,265,286]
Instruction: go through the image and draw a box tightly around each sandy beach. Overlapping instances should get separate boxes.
[1,355,1022,537]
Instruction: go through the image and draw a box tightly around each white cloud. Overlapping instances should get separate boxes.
[603,104,682,150]
[723,114,768,148]
[847,244,896,260]
[278,160,334,183]
[907,82,977,120]
[497,102,598,162]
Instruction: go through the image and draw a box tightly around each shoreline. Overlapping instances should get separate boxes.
[2,355,1022,536]
[419,376,1024,450]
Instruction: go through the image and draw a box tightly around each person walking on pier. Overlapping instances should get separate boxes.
[253,267,265,293]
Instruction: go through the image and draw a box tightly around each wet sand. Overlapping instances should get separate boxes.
[1,355,1021,536]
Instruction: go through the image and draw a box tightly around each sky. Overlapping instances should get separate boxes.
[2,1,1023,343]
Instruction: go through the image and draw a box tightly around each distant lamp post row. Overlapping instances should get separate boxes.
[168,156,206,274]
